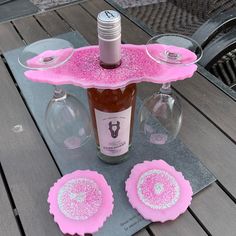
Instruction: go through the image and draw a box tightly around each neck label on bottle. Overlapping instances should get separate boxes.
[95,107,132,157]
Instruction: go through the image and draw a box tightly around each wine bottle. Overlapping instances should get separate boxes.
[87,10,137,164]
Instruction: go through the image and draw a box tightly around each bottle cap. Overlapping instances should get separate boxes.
[97,10,121,40]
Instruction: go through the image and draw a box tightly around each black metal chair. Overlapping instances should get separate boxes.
[192,8,236,90]
[125,1,236,90]
[0,0,15,5]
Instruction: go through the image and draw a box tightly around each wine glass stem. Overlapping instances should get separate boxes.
[160,82,172,95]
[53,86,67,101]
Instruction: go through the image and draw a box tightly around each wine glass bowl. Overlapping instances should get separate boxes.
[140,34,202,145]
[18,38,92,149]
[139,93,182,145]
[45,87,91,149]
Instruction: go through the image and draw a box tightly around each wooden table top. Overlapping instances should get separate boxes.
[0,1,235,236]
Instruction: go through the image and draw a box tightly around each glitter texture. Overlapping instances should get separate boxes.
[137,169,180,209]
[48,170,114,236]
[126,160,193,222]
[25,44,197,89]
[57,178,102,220]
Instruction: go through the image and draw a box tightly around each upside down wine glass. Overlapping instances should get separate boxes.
[139,34,203,145]
[18,38,91,149]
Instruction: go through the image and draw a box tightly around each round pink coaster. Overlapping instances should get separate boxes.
[125,160,193,222]
[48,170,114,235]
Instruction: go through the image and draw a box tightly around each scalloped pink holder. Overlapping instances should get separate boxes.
[48,170,114,236]
[24,44,197,89]
[126,160,193,222]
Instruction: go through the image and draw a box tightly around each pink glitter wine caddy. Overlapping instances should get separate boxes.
[24,44,197,89]
[48,170,114,236]
[125,160,193,222]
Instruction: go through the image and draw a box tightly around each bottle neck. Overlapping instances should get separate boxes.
[98,34,121,69]
[97,10,121,69]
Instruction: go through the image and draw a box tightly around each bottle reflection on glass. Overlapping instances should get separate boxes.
[87,10,137,164]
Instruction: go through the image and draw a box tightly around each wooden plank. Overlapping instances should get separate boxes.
[0,173,21,236]
[150,211,206,236]
[175,73,236,141]
[151,184,236,236]
[0,58,63,235]
[191,183,236,236]
[57,4,98,45]
[0,22,24,52]
[13,16,48,44]
[35,11,71,36]
[135,229,151,236]
[80,0,150,44]
[177,82,236,197]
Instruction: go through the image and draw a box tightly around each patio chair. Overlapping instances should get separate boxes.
[126,0,236,36]
[126,1,236,89]
[192,8,236,90]
[0,0,14,5]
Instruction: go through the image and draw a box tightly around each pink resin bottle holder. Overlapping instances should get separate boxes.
[24,44,197,89]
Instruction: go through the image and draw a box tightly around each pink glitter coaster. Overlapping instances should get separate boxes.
[25,44,197,89]
[48,170,114,235]
[125,160,193,222]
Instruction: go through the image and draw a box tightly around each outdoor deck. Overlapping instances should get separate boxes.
[0,1,235,236]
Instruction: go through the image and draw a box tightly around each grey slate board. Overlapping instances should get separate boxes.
[0,0,38,22]
[4,31,216,236]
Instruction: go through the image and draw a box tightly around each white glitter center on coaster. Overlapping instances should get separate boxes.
[69,192,86,203]
[137,169,180,209]
[154,183,164,194]
[58,178,102,220]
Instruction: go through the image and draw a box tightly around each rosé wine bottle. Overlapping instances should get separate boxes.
[87,10,136,164]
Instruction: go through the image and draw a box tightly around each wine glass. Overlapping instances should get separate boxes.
[139,34,202,144]
[18,38,91,149]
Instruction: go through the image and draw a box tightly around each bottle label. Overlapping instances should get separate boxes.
[95,107,132,156]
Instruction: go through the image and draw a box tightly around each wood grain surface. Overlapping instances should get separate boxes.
[57,4,98,44]
[0,173,21,236]
[36,11,71,36]
[191,183,236,236]
[13,16,49,44]
[0,1,235,236]
[174,73,236,142]
[0,23,24,53]
[150,211,207,236]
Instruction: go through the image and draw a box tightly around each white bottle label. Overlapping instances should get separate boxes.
[95,107,132,156]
